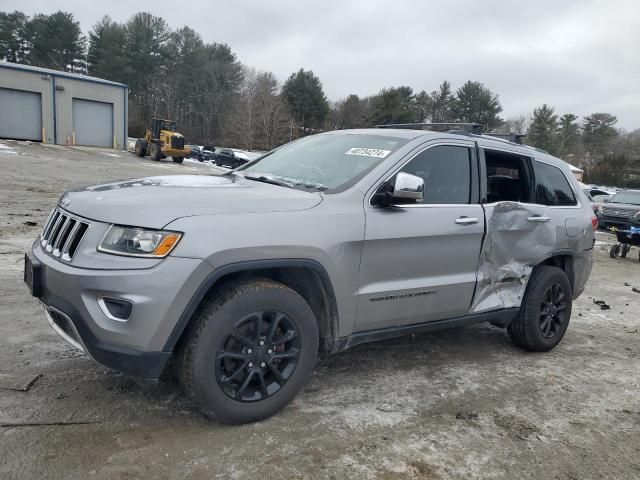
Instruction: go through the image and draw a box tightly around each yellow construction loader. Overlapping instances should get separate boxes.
[134,118,190,164]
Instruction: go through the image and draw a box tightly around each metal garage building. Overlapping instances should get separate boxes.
[0,62,127,149]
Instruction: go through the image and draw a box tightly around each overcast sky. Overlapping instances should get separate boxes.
[12,0,640,129]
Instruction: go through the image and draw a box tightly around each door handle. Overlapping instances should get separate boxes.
[527,216,550,222]
[455,216,479,225]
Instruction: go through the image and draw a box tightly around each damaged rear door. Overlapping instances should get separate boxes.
[471,146,554,312]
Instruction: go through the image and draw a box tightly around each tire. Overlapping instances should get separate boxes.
[620,244,629,258]
[173,156,184,164]
[149,142,161,161]
[508,266,572,352]
[215,159,221,167]
[178,278,319,424]
[134,139,147,157]
[610,244,620,258]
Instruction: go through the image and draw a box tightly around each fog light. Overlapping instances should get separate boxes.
[98,296,134,322]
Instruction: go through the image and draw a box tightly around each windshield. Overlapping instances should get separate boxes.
[610,191,640,205]
[239,133,408,192]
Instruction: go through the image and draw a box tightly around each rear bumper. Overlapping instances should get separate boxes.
[572,249,593,300]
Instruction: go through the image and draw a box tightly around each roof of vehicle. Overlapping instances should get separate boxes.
[324,128,569,169]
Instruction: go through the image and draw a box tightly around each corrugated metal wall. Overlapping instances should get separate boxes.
[0,68,54,143]
[54,76,126,149]
[0,64,128,149]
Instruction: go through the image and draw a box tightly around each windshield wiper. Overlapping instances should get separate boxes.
[243,175,293,189]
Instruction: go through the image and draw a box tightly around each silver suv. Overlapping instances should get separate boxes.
[24,128,596,424]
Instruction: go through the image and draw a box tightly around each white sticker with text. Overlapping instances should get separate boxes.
[345,147,392,158]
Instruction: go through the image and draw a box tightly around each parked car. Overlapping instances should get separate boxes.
[188,145,215,162]
[25,128,596,424]
[214,148,250,168]
[596,189,640,230]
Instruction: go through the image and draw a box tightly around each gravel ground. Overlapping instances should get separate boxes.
[1,140,639,480]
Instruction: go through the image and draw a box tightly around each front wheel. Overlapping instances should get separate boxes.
[178,279,319,424]
[508,266,572,352]
[149,142,161,161]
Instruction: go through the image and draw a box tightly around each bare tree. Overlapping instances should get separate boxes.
[225,70,290,151]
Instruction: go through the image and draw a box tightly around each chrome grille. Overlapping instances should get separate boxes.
[40,207,90,261]
[602,207,638,219]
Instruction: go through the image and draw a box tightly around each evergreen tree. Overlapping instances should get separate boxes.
[27,11,86,72]
[282,69,329,129]
[582,113,618,160]
[429,81,455,123]
[0,11,29,63]
[454,81,503,131]
[528,104,559,154]
[334,94,367,129]
[369,86,416,125]
[87,16,128,81]
[556,113,580,158]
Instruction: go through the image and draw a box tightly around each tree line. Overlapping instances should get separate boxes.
[1,10,638,186]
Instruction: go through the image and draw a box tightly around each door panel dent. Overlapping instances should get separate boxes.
[472,202,554,312]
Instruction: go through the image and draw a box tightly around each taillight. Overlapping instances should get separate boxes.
[591,216,598,231]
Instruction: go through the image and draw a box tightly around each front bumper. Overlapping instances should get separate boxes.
[27,242,212,379]
[598,216,640,231]
[163,148,190,157]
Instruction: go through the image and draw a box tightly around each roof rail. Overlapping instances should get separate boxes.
[484,133,527,145]
[376,122,482,134]
[375,122,536,149]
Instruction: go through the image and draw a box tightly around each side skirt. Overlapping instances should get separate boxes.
[329,308,519,353]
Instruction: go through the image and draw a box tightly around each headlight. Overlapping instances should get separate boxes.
[98,225,182,258]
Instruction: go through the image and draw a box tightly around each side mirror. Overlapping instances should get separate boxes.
[392,172,424,201]
[372,172,424,206]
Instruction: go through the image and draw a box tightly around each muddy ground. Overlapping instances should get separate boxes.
[0,140,639,480]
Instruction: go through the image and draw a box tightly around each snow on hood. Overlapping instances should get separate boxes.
[62,174,323,229]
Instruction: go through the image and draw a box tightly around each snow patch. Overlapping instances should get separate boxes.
[0,143,17,154]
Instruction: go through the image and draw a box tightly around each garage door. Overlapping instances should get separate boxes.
[0,88,42,141]
[72,98,113,148]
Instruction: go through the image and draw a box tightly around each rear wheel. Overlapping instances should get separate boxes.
[134,139,147,157]
[610,244,621,258]
[178,279,319,424]
[620,244,629,258]
[508,266,572,352]
[149,142,161,161]
[173,156,184,164]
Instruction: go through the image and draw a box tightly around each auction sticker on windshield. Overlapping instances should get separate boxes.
[345,147,391,158]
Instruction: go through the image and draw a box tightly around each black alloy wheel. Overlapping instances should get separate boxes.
[216,309,301,402]
[538,283,567,339]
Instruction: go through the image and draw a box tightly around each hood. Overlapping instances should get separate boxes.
[61,175,323,228]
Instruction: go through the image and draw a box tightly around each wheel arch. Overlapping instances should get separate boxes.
[163,259,340,354]
[537,252,575,292]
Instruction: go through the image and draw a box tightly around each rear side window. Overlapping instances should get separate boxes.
[399,145,471,204]
[534,162,577,206]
